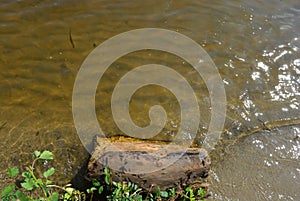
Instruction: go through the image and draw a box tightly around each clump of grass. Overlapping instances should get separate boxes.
[1,150,208,201]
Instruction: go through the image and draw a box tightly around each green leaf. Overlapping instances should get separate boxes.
[91,179,100,187]
[35,178,43,186]
[133,195,142,200]
[160,191,169,198]
[197,187,206,197]
[168,188,175,197]
[86,187,96,194]
[46,180,52,185]
[1,185,15,196]
[49,192,59,201]
[115,187,121,197]
[104,166,109,174]
[21,182,34,191]
[63,193,71,201]
[22,172,31,179]
[39,151,53,160]
[16,190,28,201]
[64,187,74,195]
[98,186,104,194]
[33,151,41,158]
[21,178,35,190]
[156,187,161,198]
[63,193,71,200]
[112,181,118,187]
[7,167,19,177]
[185,186,192,192]
[43,167,55,178]
[105,175,110,185]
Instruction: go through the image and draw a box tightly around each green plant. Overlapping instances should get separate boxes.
[93,166,144,201]
[1,150,86,201]
[1,150,208,201]
[197,188,206,199]
[88,166,207,201]
[144,186,175,201]
[107,181,143,201]
[182,186,207,201]
[85,179,103,201]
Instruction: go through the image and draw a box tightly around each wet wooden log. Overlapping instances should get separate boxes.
[86,136,211,191]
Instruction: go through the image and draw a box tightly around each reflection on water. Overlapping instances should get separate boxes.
[211,124,300,200]
[0,0,299,200]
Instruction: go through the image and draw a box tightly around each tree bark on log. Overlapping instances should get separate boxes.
[86,136,211,191]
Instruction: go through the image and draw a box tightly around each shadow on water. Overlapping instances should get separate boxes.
[69,154,91,192]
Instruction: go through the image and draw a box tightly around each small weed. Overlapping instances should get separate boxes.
[1,150,208,201]
[1,150,85,201]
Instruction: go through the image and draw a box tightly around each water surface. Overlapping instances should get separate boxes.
[0,0,299,200]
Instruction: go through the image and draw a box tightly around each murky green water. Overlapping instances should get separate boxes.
[0,0,299,200]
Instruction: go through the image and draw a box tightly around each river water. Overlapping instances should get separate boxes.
[0,0,299,200]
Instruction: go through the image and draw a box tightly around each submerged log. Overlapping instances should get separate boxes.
[86,136,211,191]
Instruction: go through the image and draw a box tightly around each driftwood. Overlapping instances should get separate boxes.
[86,136,211,191]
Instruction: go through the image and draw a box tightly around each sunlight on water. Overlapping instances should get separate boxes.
[0,0,299,199]
[211,124,300,200]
